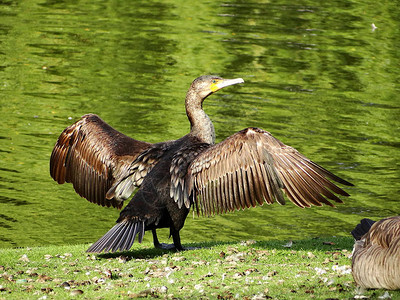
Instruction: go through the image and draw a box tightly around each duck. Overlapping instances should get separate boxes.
[351,216,400,289]
[50,75,352,253]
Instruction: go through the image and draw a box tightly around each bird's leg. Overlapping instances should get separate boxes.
[152,229,161,248]
[152,229,176,250]
[171,230,200,251]
[171,230,183,251]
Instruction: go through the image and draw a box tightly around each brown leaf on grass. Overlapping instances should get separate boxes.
[41,287,54,294]
[104,269,112,278]
[255,250,270,256]
[251,292,271,300]
[185,271,194,276]
[217,291,234,299]
[60,281,70,289]
[70,289,84,296]
[323,241,335,245]
[226,247,239,254]
[307,252,316,258]
[128,288,159,298]
[172,256,186,262]
[240,240,256,246]
[325,251,342,259]
[225,252,247,262]
[244,268,258,275]
[192,260,208,266]
[202,272,214,278]
[37,274,52,282]
[232,272,244,278]
[21,284,34,292]
[322,258,332,264]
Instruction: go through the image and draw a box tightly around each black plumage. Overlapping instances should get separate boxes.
[351,218,376,241]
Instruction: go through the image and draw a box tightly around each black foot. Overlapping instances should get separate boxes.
[154,243,177,250]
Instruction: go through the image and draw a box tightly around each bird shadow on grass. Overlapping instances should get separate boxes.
[94,236,354,260]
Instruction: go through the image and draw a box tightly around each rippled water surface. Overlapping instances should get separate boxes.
[0,0,399,248]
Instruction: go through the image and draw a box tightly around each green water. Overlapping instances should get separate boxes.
[0,0,399,249]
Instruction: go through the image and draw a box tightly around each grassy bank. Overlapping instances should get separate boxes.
[0,237,396,299]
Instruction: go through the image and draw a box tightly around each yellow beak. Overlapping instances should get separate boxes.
[210,78,244,92]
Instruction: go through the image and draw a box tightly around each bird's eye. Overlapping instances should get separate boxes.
[212,80,216,83]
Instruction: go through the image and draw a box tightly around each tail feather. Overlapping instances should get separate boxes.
[107,221,135,252]
[136,221,145,243]
[87,219,145,253]
[88,223,123,252]
[351,218,376,240]
[119,222,137,251]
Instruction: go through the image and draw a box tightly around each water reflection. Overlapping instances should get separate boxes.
[0,0,399,249]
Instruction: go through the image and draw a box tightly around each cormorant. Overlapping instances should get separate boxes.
[50,75,353,253]
[351,217,400,289]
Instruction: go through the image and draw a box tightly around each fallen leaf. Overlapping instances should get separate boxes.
[323,241,335,245]
[70,289,84,296]
[232,272,244,278]
[307,252,316,258]
[41,287,54,294]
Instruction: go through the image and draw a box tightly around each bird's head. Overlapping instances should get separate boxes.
[189,75,244,102]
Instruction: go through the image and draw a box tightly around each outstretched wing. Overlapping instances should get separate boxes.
[50,114,152,209]
[174,127,352,216]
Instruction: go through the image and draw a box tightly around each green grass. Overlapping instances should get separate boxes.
[0,237,397,299]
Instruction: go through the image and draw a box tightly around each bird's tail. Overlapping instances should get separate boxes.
[351,218,376,240]
[87,219,145,253]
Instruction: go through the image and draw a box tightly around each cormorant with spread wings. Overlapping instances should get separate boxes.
[50,75,352,253]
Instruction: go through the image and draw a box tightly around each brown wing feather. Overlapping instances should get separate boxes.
[50,114,152,209]
[181,127,352,216]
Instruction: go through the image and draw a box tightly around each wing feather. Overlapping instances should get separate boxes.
[181,127,352,216]
[50,114,152,208]
[231,171,240,210]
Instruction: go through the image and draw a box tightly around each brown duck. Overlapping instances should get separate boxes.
[351,216,400,289]
[50,75,352,253]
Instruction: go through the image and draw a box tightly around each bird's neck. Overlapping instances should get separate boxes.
[185,92,215,145]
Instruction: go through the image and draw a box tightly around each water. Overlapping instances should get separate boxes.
[0,0,399,249]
